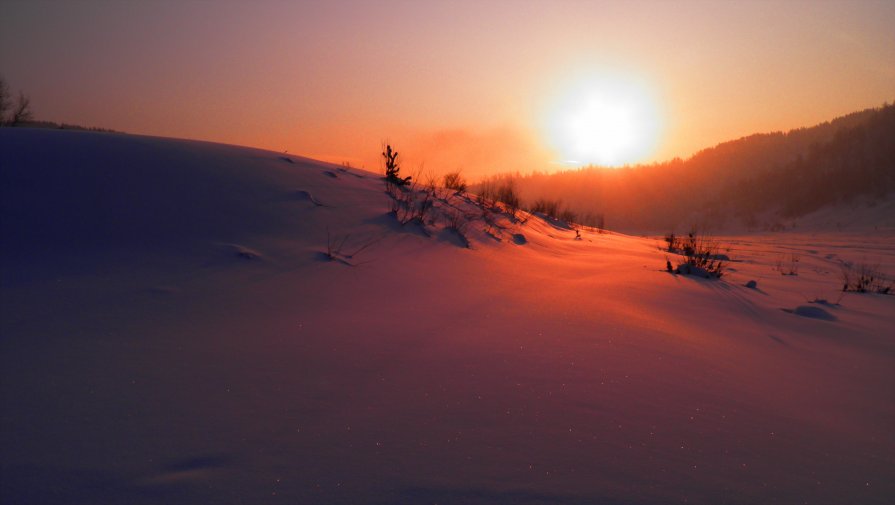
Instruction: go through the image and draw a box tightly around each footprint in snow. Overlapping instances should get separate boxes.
[512,233,527,245]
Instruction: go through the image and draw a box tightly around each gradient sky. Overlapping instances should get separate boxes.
[2,0,893,178]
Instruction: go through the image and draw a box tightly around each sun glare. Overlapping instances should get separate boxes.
[543,71,663,167]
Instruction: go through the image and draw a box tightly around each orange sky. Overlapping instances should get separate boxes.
[2,0,893,179]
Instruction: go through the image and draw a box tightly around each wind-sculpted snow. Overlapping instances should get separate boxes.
[1,129,893,504]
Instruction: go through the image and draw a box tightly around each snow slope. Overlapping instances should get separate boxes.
[2,129,893,504]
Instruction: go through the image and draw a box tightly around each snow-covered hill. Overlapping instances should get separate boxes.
[2,129,893,504]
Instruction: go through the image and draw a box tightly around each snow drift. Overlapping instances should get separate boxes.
[1,129,893,504]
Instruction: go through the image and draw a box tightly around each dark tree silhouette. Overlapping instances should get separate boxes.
[383,144,410,186]
[11,91,33,126]
[476,103,894,230]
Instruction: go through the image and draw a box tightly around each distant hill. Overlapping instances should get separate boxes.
[493,103,894,232]
[709,104,895,225]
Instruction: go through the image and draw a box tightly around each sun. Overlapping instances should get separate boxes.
[542,71,663,167]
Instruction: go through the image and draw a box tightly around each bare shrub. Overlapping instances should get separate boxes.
[387,193,401,215]
[664,232,681,252]
[476,180,495,209]
[325,229,377,265]
[774,253,800,276]
[417,174,437,223]
[326,230,351,260]
[0,77,33,127]
[391,169,436,226]
[444,208,468,233]
[840,262,892,294]
[443,171,467,193]
[11,91,33,126]
[443,208,471,247]
[495,180,521,217]
[670,230,726,278]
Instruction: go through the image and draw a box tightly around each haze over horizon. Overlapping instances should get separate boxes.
[2,0,893,177]
[2,3,895,500]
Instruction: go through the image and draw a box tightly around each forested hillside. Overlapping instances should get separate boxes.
[488,104,893,232]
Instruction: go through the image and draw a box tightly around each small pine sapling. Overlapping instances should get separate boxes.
[383,144,411,187]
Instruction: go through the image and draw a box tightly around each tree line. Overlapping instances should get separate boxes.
[474,103,894,232]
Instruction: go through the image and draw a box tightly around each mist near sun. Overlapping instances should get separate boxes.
[542,71,663,167]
